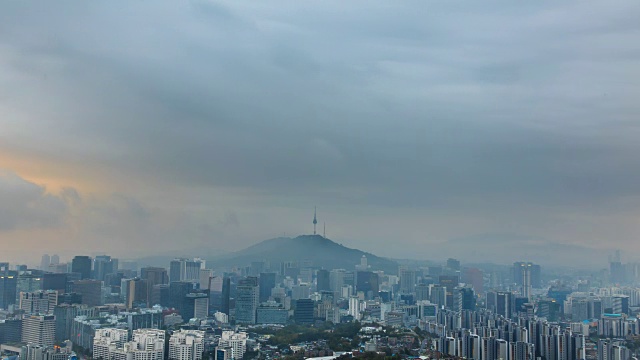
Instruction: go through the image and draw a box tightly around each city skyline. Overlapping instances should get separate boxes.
[1,1,640,264]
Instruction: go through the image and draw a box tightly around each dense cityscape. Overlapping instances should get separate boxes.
[1,232,639,360]
[2,1,640,360]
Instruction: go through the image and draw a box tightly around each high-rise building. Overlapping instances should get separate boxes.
[462,268,484,295]
[93,328,130,359]
[218,331,247,360]
[169,281,195,317]
[169,259,204,283]
[513,262,541,288]
[54,304,97,343]
[42,273,68,294]
[459,287,476,311]
[496,291,513,318]
[19,290,58,315]
[124,277,148,309]
[399,269,417,294]
[0,318,23,344]
[235,277,259,324]
[446,258,461,271]
[316,269,330,292]
[16,273,44,301]
[50,255,60,266]
[356,271,379,298]
[221,277,231,315]
[93,255,117,281]
[168,330,205,360]
[185,293,209,320]
[0,271,17,310]
[259,273,276,303]
[199,269,214,291]
[141,267,168,306]
[22,315,55,347]
[294,299,315,325]
[71,256,92,280]
[72,280,103,306]
[40,255,51,272]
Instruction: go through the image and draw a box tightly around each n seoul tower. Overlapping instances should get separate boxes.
[313,206,318,235]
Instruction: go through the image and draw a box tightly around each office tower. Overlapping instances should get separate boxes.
[169,281,195,316]
[399,269,417,294]
[294,298,315,325]
[71,256,92,280]
[141,267,168,306]
[0,271,17,309]
[93,255,116,281]
[54,304,96,343]
[356,271,379,298]
[0,319,23,344]
[516,262,533,300]
[291,284,310,300]
[16,273,44,301]
[316,269,330,292]
[329,269,346,295]
[199,269,214,290]
[22,315,55,347]
[257,303,288,325]
[459,286,476,311]
[71,280,103,306]
[416,284,430,301]
[446,258,460,271]
[124,277,148,309]
[42,273,67,294]
[168,330,205,360]
[356,255,369,271]
[50,255,60,266]
[612,295,630,315]
[19,290,58,315]
[181,292,209,320]
[40,255,51,271]
[219,331,247,360]
[221,277,231,315]
[496,291,513,318]
[170,259,204,283]
[513,262,541,288]
[430,285,447,308]
[259,273,276,303]
[439,275,459,308]
[235,277,259,324]
[462,268,484,295]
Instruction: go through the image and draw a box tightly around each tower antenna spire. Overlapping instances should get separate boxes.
[313,206,318,235]
[323,222,326,238]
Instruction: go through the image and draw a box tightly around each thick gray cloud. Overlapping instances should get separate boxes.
[1,1,639,265]
[0,171,68,230]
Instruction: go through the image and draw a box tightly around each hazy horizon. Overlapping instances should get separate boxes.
[1,1,640,266]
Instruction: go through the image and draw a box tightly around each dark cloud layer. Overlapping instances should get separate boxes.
[1,1,639,265]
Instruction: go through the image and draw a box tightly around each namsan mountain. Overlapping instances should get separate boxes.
[212,235,398,273]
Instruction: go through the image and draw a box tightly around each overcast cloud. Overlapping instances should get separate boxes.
[1,1,639,266]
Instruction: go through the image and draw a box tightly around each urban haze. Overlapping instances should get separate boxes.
[1,2,640,360]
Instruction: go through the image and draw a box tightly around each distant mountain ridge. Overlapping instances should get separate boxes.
[212,235,399,273]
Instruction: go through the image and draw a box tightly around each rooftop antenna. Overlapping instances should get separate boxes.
[313,206,317,235]
[323,222,326,238]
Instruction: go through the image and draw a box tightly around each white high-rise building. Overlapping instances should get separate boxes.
[19,290,58,315]
[22,315,56,348]
[199,269,214,290]
[168,330,205,360]
[218,331,247,360]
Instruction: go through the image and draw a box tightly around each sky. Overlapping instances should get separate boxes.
[1,1,639,266]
